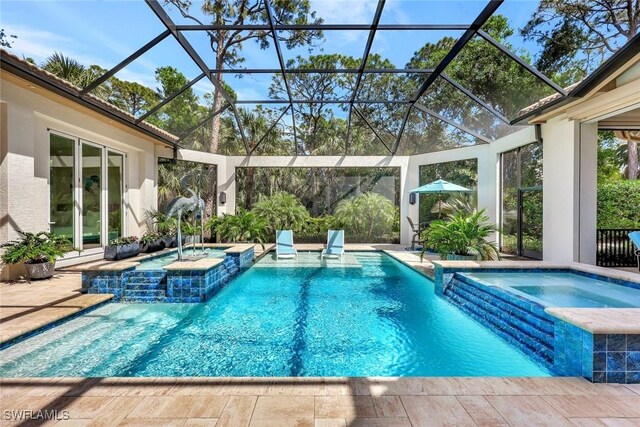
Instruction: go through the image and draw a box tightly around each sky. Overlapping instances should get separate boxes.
[0,0,546,103]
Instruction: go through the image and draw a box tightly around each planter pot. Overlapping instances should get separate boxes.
[24,261,55,280]
[445,253,478,261]
[162,236,184,248]
[104,242,141,260]
[185,236,202,244]
[141,239,166,253]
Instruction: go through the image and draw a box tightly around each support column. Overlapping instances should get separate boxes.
[542,118,598,264]
[217,157,235,216]
[401,157,416,246]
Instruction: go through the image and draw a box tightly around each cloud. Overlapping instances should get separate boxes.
[4,24,104,66]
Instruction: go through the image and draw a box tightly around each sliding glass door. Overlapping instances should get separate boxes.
[107,151,124,241]
[49,132,125,251]
[49,134,75,241]
[81,142,103,248]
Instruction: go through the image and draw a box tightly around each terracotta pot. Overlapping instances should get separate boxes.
[104,242,141,260]
[25,261,55,280]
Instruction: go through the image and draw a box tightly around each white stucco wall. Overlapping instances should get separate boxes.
[0,75,161,279]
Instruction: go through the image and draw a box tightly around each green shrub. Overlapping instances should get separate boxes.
[335,192,395,241]
[251,192,311,233]
[420,209,500,260]
[209,210,269,248]
[597,180,640,228]
[1,231,77,265]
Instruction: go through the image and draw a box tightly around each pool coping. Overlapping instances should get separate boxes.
[0,293,114,348]
[432,260,640,335]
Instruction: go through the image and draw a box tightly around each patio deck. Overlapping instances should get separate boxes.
[1,376,639,426]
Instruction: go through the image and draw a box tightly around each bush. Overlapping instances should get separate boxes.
[335,192,395,242]
[251,192,311,233]
[420,209,500,260]
[209,210,269,247]
[1,231,77,265]
[597,180,640,228]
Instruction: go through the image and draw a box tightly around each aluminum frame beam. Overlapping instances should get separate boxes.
[392,0,503,154]
[175,24,470,31]
[136,72,206,124]
[347,0,386,154]
[264,0,298,156]
[81,30,171,95]
[208,68,435,74]
[413,103,492,144]
[353,106,393,154]
[440,73,510,124]
[145,0,249,152]
[477,30,568,95]
[235,99,411,104]
[178,104,231,142]
[248,105,291,156]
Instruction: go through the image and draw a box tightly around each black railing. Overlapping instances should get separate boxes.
[596,228,639,267]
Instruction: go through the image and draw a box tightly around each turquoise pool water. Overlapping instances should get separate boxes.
[0,253,549,377]
[464,271,640,308]
[135,247,227,270]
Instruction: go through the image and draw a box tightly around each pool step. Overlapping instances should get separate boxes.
[121,270,168,303]
[443,275,554,366]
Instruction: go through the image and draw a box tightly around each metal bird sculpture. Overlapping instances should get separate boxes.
[165,175,205,260]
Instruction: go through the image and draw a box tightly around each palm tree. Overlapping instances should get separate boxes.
[42,52,93,88]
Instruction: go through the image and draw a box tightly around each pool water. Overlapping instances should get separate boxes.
[464,271,640,308]
[0,253,549,377]
[135,247,227,270]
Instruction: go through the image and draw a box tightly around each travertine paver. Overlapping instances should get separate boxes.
[0,378,640,426]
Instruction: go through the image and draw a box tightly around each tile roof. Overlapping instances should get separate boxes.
[0,49,179,145]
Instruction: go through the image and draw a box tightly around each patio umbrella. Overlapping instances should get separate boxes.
[410,179,474,218]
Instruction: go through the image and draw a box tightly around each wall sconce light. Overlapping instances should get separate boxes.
[219,192,226,205]
[409,193,416,205]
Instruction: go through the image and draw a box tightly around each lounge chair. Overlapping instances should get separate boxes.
[276,230,298,259]
[629,231,640,271]
[321,229,345,259]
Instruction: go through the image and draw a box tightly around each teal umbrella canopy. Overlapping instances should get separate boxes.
[410,179,473,194]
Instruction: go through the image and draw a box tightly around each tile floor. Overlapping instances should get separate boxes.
[1,377,639,426]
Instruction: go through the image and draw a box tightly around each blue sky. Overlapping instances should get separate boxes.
[1,0,543,102]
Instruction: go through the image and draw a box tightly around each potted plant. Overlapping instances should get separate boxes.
[420,209,500,261]
[104,236,140,260]
[140,232,165,253]
[1,231,77,280]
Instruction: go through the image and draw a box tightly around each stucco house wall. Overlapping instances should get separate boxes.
[0,73,161,279]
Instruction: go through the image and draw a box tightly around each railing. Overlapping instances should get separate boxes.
[596,229,639,267]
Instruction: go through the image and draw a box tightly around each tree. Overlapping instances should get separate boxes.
[0,29,17,48]
[42,52,95,88]
[109,79,160,116]
[163,0,323,154]
[231,107,288,208]
[522,0,639,77]
[522,1,640,179]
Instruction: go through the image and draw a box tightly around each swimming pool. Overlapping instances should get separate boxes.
[135,246,228,270]
[0,252,549,377]
[463,271,640,308]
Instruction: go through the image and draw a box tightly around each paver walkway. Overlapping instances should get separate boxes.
[1,377,639,426]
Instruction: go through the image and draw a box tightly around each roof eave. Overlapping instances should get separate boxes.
[0,53,179,148]
[510,32,640,126]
